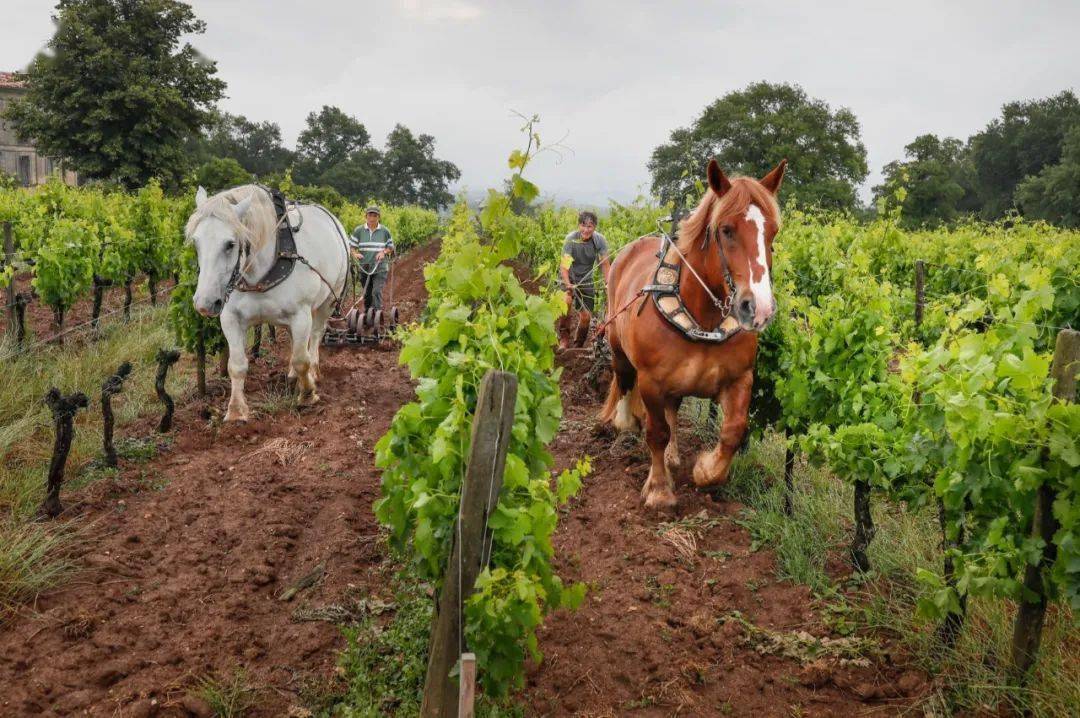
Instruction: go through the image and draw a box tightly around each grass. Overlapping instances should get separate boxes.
[0,520,81,618]
[0,304,193,619]
[195,667,261,717]
[692,410,1080,718]
[328,567,523,718]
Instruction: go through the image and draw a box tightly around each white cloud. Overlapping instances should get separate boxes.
[400,0,484,22]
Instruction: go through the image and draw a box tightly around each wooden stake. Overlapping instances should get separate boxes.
[782,434,795,516]
[457,653,476,718]
[1011,329,1078,677]
[3,221,15,334]
[421,371,518,718]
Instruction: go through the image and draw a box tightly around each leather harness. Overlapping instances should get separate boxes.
[221,186,348,310]
[641,223,741,343]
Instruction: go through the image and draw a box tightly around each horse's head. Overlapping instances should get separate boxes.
[701,158,786,331]
[187,186,257,317]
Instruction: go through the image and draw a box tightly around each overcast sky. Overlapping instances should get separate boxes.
[4,0,1079,205]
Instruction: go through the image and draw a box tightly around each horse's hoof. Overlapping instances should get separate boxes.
[224,409,250,423]
[692,453,729,488]
[644,489,678,511]
[299,393,320,407]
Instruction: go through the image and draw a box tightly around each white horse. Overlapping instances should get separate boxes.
[187,184,349,421]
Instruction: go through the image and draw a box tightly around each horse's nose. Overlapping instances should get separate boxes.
[738,296,755,325]
[194,297,223,317]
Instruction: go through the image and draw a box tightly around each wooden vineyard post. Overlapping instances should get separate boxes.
[914,259,925,330]
[1010,329,1078,678]
[4,221,15,334]
[850,479,874,572]
[155,349,181,432]
[101,362,133,467]
[457,653,477,718]
[195,328,207,397]
[421,370,518,718]
[39,389,89,518]
[251,324,263,359]
[123,278,133,319]
[13,292,28,345]
[782,431,796,516]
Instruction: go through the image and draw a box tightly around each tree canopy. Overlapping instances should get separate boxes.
[196,111,294,177]
[872,134,977,228]
[648,82,868,211]
[4,0,225,188]
[968,90,1080,220]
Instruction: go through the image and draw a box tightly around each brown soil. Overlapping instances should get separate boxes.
[0,248,431,716]
[1,274,172,350]
[521,349,927,716]
[0,239,925,716]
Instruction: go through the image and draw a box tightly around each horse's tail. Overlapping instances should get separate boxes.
[599,374,623,424]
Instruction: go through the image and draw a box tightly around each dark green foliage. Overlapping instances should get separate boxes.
[294,105,373,185]
[194,111,294,177]
[192,157,253,194]
[3,0,225,188]
[968,90,1080,220]
[873,134,978,228]
[291,107,460,209]
[648,82,868,211]
[1015,125,1080,228]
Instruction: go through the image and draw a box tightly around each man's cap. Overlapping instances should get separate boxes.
[365,206,381,215]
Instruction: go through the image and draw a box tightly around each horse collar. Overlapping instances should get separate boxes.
[222,186,301,300]
[642,229,741,343]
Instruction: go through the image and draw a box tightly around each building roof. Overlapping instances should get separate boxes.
[0,72,27,90]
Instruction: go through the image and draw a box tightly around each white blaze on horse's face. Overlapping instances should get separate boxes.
[744,204,775,329]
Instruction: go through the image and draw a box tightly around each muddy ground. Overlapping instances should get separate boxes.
[0,240,924,716]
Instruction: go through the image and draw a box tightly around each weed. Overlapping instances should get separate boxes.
[195,667,260,717]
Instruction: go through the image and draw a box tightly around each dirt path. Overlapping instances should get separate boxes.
[0,245,437,717]
[2,240,924,717]
[522,352,927,717]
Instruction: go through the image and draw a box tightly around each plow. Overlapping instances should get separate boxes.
[322,259,402,346]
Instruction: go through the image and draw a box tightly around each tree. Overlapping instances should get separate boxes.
[3,0,225,188]
[873,134,977,227]
[197,111,293,176]
[316,147,384,202]
[1015,125,1080,228]
[968,90,1080,220]
[294,105,372,184]
[378,124,461,209]
[193,157,253,193]
[648,82,868,211]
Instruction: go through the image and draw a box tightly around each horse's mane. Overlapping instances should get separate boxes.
[184,184,277,252]
[677,177,779,252]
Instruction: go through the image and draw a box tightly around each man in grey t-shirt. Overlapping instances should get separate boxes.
[559,210,611,348]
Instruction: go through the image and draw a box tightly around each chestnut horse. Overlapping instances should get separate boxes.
[600,159,786,509]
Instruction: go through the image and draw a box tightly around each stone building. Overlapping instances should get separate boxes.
[0,71,79,187]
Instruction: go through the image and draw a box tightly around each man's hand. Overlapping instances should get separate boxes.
[351,249,362,260]
[375,250,387,262]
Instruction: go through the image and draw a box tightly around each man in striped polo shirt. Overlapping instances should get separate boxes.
[349,206,394,311]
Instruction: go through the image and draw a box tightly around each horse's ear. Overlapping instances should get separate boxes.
[233,193,255,222]
[760,159,787,195]
[707,159,732,197]
[195,186,208,208]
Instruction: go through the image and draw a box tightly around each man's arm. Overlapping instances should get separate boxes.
[376,230,394,262]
